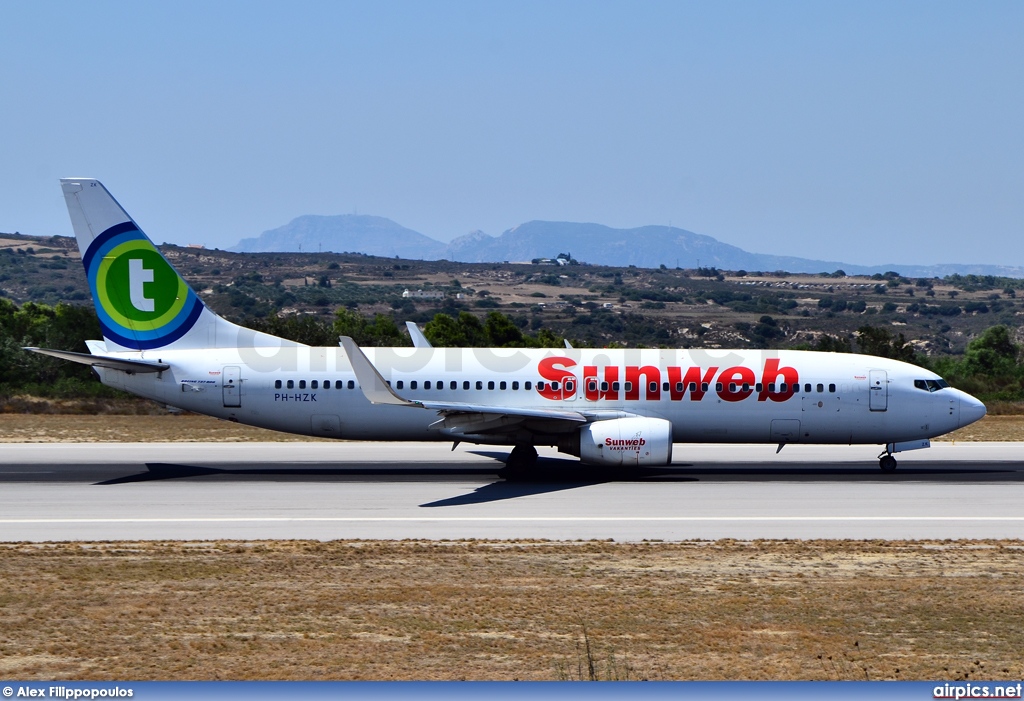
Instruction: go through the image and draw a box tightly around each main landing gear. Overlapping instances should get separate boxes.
[877,450,897,471]
[505,444,539,472]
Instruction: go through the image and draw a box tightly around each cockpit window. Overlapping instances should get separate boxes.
[914,378,950,392]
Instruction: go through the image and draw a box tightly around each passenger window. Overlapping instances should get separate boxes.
[600,382,608,392]
[500,381,507,390]
[275,380,282,389]
[476,381,483,390]
[663,382,670,392]
[311,380,318,389]
[624,382,632,392]
[780,383,788,393]
[612,382,620,391]
[463,381,470,390]
[335,380,343,389]
[768,383,775,393]
[322,380,329,390]
[537,381,546,391]
[716,383,723,392]
[513,381,520,390]
[565,380,574,392]
[450,381,457,390]
[347,380,355,390]
[588,381,597,392]
[755,383,762,393]
[396,380,404,390]
[816,384,824,393]
[299,380,306,389]
[649,382,658,393]
[410,381,418,390]
[488,381,495,390]
[729,383,737,392]
[551,381,559,391]
[829,383,836,393]
[287,380,294,389]
[525,381,532,390]
[804,383,811,393]
[701,383,708,392]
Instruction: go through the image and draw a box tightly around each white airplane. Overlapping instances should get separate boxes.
[27,179,987,471]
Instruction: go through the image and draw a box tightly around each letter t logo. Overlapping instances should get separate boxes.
[128,258,155,312]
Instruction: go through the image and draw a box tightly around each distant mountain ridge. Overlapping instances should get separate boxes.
[232,214,446,259]
[231,215,1024,279]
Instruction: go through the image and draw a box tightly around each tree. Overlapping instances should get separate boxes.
[483,311,524,346]
[424,311,564,348]
[816,334,853,353]
[247,313,336,346]
[961,325,1019,377]
[855,325,917,363]
[422,313,466,347]
[332,308,403,346]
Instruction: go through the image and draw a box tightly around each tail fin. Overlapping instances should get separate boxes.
[62,178,215,351]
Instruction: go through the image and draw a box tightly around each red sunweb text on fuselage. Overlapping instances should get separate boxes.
[535,357,799,402]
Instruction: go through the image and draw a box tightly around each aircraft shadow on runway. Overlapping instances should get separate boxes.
[82,451,1024,507]
[93,455,700,505]
[419,453,699,507]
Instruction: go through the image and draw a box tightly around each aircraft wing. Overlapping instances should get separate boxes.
[24,347,170,373]
[338,336,588,433]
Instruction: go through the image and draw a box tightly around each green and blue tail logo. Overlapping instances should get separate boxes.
[84,222,204,350]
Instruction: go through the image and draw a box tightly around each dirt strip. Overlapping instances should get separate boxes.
[0,540,1021,681]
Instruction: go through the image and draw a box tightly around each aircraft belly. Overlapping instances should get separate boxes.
[668,400,802,443]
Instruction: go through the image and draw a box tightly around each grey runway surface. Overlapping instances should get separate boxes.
[1,441,1023,541]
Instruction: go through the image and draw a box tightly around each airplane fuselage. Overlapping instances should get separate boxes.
[98,345,978,448]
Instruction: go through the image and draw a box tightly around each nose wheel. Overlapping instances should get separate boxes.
[878,453,897,471]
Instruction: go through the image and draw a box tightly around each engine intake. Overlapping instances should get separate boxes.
[560,417,673,466]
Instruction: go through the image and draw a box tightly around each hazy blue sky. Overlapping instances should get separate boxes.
[2,1,1022,266]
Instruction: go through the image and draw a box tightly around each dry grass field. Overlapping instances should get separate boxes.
[0,412,1021,443]
[0,540,1022,681]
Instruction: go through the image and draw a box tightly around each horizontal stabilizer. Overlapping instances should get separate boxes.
[23,347,169,373]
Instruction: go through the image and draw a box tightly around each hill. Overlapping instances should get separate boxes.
[232,214,446,260]
[3,230,1023,360]
[232,216,1024,278]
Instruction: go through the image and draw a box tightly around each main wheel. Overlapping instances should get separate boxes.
[879,454,897,471]
[506,444,538,471]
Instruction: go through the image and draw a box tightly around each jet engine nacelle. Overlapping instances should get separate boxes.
[572,417,673,466]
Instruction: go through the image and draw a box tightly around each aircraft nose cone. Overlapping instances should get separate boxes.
[959,393,987,428]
